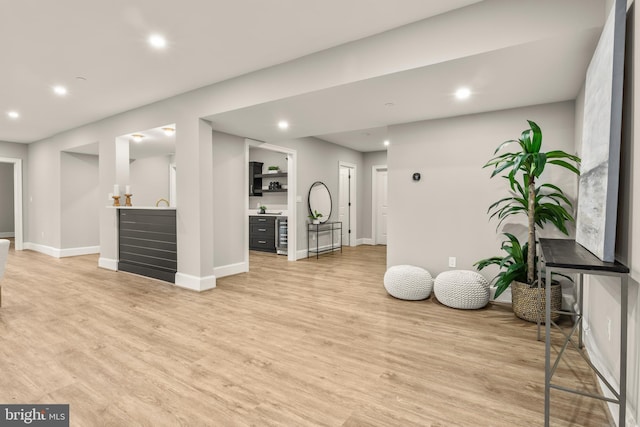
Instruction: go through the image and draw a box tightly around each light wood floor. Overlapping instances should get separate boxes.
[0,244,612,426]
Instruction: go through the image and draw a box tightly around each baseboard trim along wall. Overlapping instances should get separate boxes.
[296,245,342,260]
[24,242,100,258]
[582,327,637,427]
[60,245,100,257]
[98,257,118,271]
[24,242,59,257]
[359,238,375,245]
[213,262,248,278]
[175,272,216,292]
[0,232,15,238]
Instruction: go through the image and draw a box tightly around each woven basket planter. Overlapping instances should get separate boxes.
[512,281,562,323]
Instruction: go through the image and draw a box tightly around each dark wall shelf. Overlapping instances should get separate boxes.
[249,162,288,196]
[256,172,288,178]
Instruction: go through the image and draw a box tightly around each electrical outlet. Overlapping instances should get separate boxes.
[448,257,456,268]
[607,318,612,341]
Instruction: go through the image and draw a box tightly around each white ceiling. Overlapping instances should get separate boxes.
[0,0,481,144]
[207,29,602,151]
[63,124,176,160]
[2,0,607,153]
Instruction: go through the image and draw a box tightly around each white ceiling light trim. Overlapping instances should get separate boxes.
[7,111,20,119]
[148,34,167,49]
[278,120,289,130]
[455,87,471,100]
[53,85,68,96]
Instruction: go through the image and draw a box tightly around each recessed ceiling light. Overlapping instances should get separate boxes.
[455,87,472,100]
[383,140,390,146]
[53,85,68,96]
[7,111,19,119]
[132,134,144,143]
[278,120,289,130]
[162,127,175,136]
[148,34,167,49]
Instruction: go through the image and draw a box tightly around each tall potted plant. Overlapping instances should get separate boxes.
[475,120,580,322]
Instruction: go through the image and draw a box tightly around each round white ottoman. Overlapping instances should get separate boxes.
[383,265,433,300]
[434,270,489,309]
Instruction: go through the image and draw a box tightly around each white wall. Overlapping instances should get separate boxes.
[60,152,99,249]
[0,163,14,235]
[361,151,388,241]
[267,137,363,254]
[387,101,577,275]
[212,131,245,269]
[129,155,171,207]
[577,3,640,424]
[0,141,28,240]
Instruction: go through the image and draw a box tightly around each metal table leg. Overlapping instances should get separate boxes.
[620,274,628,427]
[544,267,552,427]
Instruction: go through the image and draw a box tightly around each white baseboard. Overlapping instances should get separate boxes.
[60,245,100,257]
[297,245,342,260]
[360,238,375,245]
[175,272,216,292]
[98,257,118,271]
[0,232,15,238]
[213,262,248,278]
[583,327,637,427]
[25,242,99,258]
[24,242,61,258]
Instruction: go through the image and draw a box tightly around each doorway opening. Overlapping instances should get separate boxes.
[245,140,297,269]
[338,161,357,247]
[372,165,388,245]
[0,157,23,250]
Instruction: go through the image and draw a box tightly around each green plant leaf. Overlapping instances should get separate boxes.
[546,150,581,163]
[520,131,532,152]
[547,159,580,175]
[490,160,517,178]
[493,140,520,155]
[532,152,547,177]
[528,120,542,153]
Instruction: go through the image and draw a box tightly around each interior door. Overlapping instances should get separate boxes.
[339,167,350,246]
[376,169,388,245]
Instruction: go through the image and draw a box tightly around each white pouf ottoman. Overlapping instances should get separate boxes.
[383,265,433,300]
[434,270,489,309]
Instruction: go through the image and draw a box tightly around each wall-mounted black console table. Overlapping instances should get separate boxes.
[307,221,342,259]
[538,238,629,427]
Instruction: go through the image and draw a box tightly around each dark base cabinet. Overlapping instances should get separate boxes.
[119,209,177,283]
[249,216,276,253]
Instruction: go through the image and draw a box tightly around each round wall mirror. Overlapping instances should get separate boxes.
[308,181,332,223]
